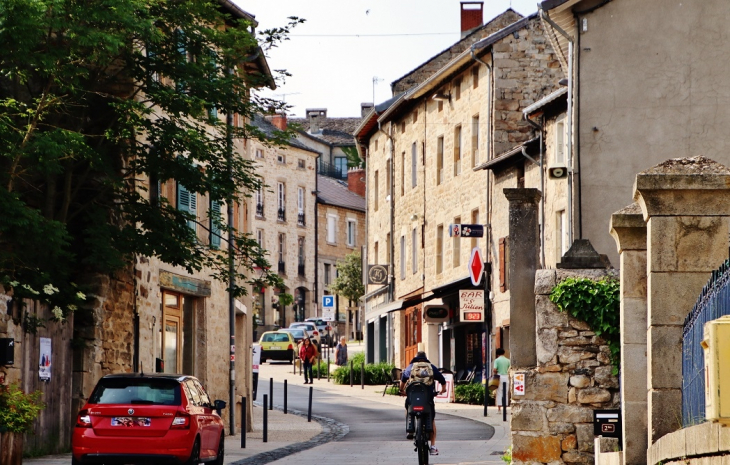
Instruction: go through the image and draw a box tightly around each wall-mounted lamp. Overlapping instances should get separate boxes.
[410,214,419,221]
[432,93,451,102]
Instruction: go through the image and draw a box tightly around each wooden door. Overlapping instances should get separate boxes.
[404,305,422,365]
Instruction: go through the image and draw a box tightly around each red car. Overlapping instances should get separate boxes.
[72,373,226,465]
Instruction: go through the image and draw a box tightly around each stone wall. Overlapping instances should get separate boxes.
[511,268,619,465]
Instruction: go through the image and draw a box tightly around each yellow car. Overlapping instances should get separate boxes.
[259,331,296,364]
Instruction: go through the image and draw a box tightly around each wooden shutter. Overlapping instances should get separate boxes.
[177,184,196,232]
[499,237,506,293]
[210,199,221,249]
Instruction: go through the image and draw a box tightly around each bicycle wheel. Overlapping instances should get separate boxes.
[416,416,429,465]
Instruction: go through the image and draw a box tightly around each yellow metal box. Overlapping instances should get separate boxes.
[702,315,730,425]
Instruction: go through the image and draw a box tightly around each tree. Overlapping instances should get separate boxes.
[0,0,303,318]
[329,251,365,304]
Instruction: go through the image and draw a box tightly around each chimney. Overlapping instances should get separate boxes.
[270,112,287,131]
[306,108,327,134]
[460,2,483,38]
[361,102,374,118]
[347,168,366,197]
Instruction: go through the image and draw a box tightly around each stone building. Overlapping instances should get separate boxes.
[250,115,319,333]
[355,5,561,370]
[316,171,366,340]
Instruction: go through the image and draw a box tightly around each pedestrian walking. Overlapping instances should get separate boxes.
[493,348,511,412]
[335,336,348,366]
[299,337,316,384]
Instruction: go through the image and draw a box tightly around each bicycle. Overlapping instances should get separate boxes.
[405,382,432,465]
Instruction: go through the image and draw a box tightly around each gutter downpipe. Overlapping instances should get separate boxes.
[523,117,545,269]
[539,8,575,246]
[376,120,396,364]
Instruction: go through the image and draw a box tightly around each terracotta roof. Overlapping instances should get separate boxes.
[317,175,365,212]
[250,115,320,154]
[289,117,361,146]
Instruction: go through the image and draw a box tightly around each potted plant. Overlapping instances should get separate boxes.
[0,384,45,465]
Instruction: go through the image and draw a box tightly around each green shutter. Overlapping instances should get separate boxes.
[176,29,187,93]
[210,199,221,249]
[208,49,218,119]
[177,184,196,231]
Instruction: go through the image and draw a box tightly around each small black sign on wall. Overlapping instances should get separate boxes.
[0,338,15,366]
[594,409,622,440]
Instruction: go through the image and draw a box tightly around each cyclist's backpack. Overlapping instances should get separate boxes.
[408,361,434,386]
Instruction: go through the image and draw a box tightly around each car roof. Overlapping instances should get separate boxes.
[101,373,193,382]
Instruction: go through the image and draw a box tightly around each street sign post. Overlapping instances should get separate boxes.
[448,224,484,238]
[468,247,484,286]
[322,295,335,322]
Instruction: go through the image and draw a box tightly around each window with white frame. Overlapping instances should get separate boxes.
[346,219,356,247]
[278,233,286,263]
[256,229,264,248]
[297,187,304,213]
[255,185,264,217]
[555,117,567,165]
[327,214,337,244]
[255,148,263,159]
[277,182,285,210]
[324,263,331,285]
[277,153,285,164]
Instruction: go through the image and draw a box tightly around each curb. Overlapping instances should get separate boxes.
[230,402,349,465]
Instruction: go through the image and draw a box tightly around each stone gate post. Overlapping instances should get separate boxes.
[633,156,730,443]
[609,203,648,464]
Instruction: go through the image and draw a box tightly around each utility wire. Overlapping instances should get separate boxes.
[290,32,459,37]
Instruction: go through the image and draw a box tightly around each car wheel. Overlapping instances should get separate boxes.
[212,433,225,465]
[185,437,200,465]
[288,354,294,364]
[71,456,81,465]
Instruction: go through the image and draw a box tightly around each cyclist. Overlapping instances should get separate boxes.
[399,350,446,456]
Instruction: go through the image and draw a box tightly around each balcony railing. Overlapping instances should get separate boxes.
[278,261,285,275]
[297,212,305,226]
[317,160,347,180]
[256,203,264,217]
[298,263,305,276]
[277,207,286,221]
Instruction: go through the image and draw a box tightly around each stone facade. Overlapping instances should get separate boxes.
[510,268,619,465]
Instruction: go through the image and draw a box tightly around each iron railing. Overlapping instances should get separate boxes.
[277,207,286,221]
[682,259,730,427]
[298,263,305,276]
[255,203,264,217]
[297,212,305,226]
[317,160,347,180]
[277,260,285,275]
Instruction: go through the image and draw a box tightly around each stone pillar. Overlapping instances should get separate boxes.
[633,156,730,443]
[504,188,541,368]
[609,203,648,465]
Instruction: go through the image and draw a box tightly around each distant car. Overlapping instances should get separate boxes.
[259,331,296,363]
[279,327,310,345]
[305,317,332,345]
[72,373,226,465]
[289,322,320,345]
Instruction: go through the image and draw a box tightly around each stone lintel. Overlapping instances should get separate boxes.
[610,203,647,253]
[504,187,541,204]
[159,270,212,297]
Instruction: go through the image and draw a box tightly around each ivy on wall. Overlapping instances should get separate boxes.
[549,277,621,373]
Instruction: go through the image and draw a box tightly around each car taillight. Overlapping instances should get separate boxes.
[313,331,319,335]
[76,410,92,428]
[171,412,191,429]
[288,343,293,350]
[413,406,424,411]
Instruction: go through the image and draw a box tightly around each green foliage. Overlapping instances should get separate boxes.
[0,384,45,433]
[340,146,364,169]
[454,383,485,405]
[329,252,365,304]
[501,445,512,464]
[549,277,620,371]
[331,352,394,385]
[0,0,304,317]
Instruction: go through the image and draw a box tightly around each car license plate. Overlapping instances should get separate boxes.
[111,417,151,427]
[270,345,279,350]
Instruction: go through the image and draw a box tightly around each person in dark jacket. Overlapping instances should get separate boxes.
[399,351,446,456]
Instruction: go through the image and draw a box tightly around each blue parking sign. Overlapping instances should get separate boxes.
[322,296,334,308]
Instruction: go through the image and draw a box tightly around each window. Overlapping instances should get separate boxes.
[454,125,462,176]
[454,78,461,100]
[373,242,379,264]
[555,117,567,165]
[499,237,509,292]
[256,229,264,248]
[327,214,337,244]
[472,66,479,89]
[346,219,356,247]
[411,142,417,188]
[557,210,569,258]
[437,136,444,185]
[374,139,379,152]
[277,154,286,164]
[324,263,331,286]
[411,228,417,274]
[335,157,348,178]
[255,186,264,218]
[298,159,305,169]
[400,121,406,134]
[436,225,444,274]
[177,184,197,233]
[471,209,479,251]
[471,115,479,168]
[255,148,263,159]
[277,182,286,221]
[278,233,286,274]
[400,236,406,280]
[438,99,443,112]
[386,160,392,197]
[453,216,461,268]
[374,170,379,211]
[412,110,418,124]
[209,198,221,249]
[401,151,406,197]
[297,187,305,226]
[298,237,305,276]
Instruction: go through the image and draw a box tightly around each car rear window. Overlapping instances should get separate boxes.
[285,330,304,338]
[89,378,181,406]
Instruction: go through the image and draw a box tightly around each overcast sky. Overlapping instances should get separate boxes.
[238,0,540,118]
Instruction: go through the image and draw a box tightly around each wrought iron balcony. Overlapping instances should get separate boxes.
[278,260,285,275]
[297,212,305,226]
[277,207,286,221]
[317,160,347,180]
[255,203,264,217]
[298,263,305,276]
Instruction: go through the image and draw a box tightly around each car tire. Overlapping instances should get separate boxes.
[288,354,294,364]
[212,433,225,465]
[185,437,200,465]
[71,456,81,465]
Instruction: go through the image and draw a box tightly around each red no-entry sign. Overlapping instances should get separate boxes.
[468,247,484,286]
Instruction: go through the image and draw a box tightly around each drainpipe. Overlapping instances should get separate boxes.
[540,8,575,246]
[314,155,319,318]
[523,115,545,269]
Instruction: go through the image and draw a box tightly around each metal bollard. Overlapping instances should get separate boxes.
[269,378,273,410]
[307,386,313,422]
[502,382,507,422]
[350,360,353,387]
[327,359,330,382]
[263,394,268,443]
[483,385,488,417]
[284,379,288,414]
[241,397,246,448]
[361,361,365,390]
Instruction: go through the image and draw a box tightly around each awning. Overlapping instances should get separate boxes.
[377,300,405,314]
[423,298,445,309]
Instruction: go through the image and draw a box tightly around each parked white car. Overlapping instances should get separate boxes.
[289,322,321,346]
